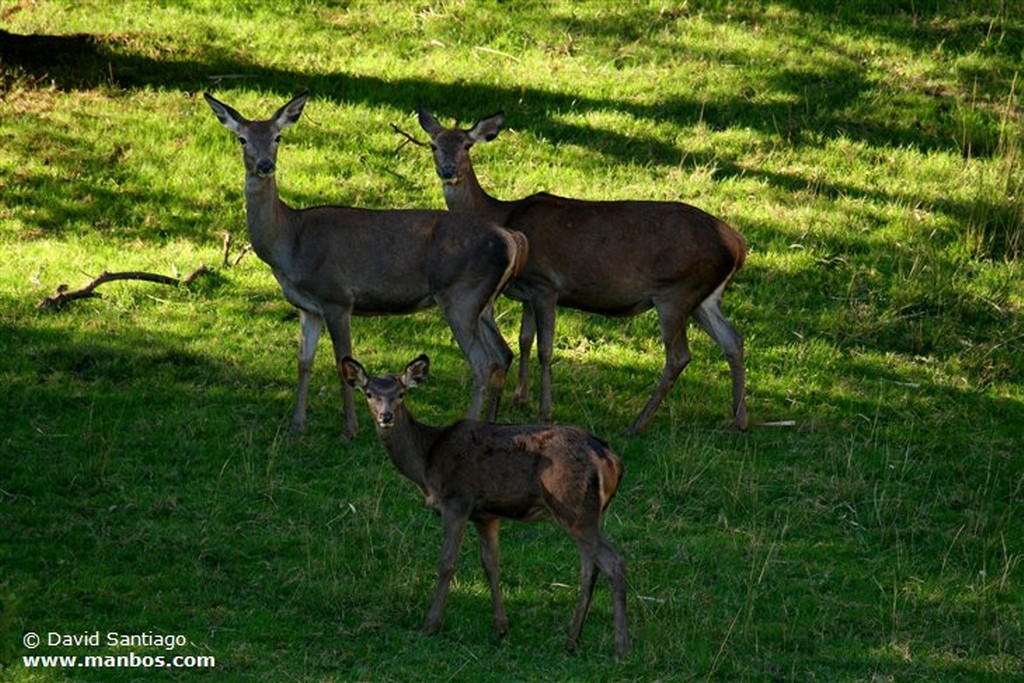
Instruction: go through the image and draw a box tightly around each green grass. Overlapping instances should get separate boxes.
[2,1,1022,680]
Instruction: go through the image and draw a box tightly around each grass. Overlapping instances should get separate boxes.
[1,0,1022,680]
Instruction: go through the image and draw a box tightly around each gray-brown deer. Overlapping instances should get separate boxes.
[205,91,527,437]
[341,354,630,656]
[417,109,748,434]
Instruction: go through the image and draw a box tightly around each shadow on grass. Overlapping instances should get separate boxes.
[3,0,1021,162]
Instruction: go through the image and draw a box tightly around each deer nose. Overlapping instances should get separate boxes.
[438,165,457,182]
[255,159,275,176]
[378,411,394,427]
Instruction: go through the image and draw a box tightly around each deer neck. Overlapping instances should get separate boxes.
[243,173,294,268]
[376,409,443,494]
[445,167,506,222]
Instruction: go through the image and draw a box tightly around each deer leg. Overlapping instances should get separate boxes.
[534,293,558,423]
[478,303,512,421]
[292,310,322,434]
[594,536,630,657]
[425,506,469,635]
[320,305,358,439]
[566,541,600,654]
[438,298,493,420]
[513,301,536,408]
[630,300,691,435]
[694,289,747,430]
[566,529,630,657]
[475,518,509,638]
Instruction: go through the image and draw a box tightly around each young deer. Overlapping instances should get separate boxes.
[205,91,527,437]
[341,354,630,656]
[417,109,748,434]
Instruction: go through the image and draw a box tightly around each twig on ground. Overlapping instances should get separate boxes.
[37,265,212,311]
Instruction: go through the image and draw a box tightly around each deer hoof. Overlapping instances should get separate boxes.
[493,617,509,638]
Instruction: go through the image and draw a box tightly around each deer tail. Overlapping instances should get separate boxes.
[587,436,623,512]
[507,229,530,279]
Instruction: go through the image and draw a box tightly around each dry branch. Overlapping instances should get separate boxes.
[37,265,212,311]
[390,123,429,152]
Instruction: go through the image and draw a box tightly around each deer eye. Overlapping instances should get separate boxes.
[275,135,282,143]
[238,137,247,146]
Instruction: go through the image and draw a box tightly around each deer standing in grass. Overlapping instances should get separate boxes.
[417,109,748,434]
[205,91,527,437]
[342,354,630,656]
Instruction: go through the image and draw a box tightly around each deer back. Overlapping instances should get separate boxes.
[425,422,623,523]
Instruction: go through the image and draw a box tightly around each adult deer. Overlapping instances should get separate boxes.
[341,354,630,656]
[205,91,526,437]
[417,109,748,434]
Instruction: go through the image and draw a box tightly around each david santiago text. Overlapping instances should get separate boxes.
[28,631,190,651]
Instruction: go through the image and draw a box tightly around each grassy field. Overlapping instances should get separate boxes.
[2,1,1022,680]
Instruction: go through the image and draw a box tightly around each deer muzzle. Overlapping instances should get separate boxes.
[438,165,458,184]
[255,159,275,177]
[376,411,395,428]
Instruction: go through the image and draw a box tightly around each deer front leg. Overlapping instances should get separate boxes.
[424,506,469,635]
[292,309,323,434]
[475,518,508,638]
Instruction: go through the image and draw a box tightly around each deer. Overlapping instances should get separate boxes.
[416,109,748,434]
[341,354,630,657]
[204,91,528,438]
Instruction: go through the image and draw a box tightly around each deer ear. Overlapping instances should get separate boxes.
[204,93,246,134]
[403,354,430,388]
[273,90,308,131]
[340,357,368,390]
[417,107,444,138]
[468,111,505,143]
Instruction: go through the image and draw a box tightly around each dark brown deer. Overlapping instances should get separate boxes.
[417,109,747,434]
[205,91,527,437]
[341,354,630,656]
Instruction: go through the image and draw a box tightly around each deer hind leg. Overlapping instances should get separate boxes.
[513,301,536,408]
[629,299,693,435]
[320,305,358,439]
[478,303,513,421]
[534,292,558,423]
[694,285,747,430]
[566,542,600,654]
[425,506,469,635]
[475,518,509,638]
[438,293,507,421]
[292,310,323,434]
[566,529,629,656]
[595,536,630,657]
